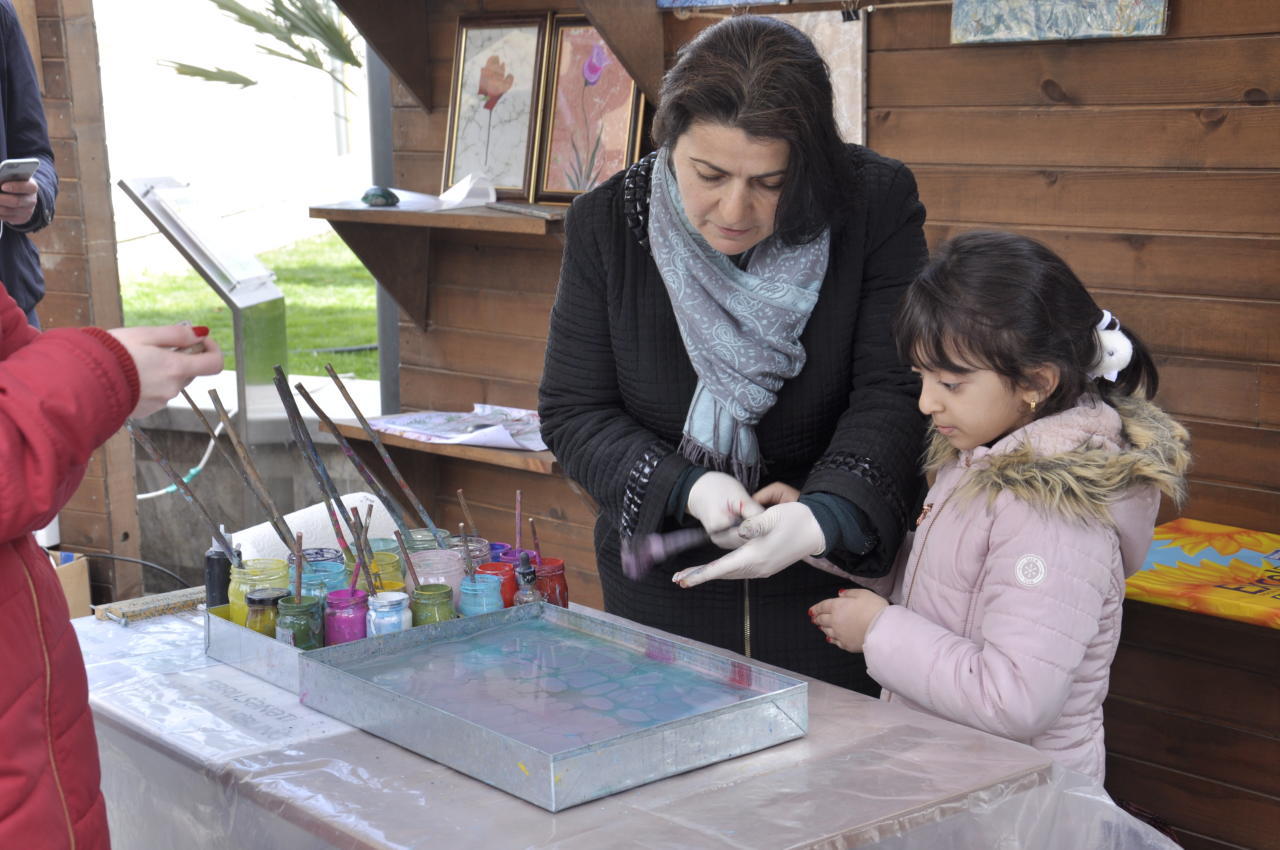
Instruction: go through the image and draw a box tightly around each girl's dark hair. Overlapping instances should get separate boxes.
[651,15,847,245]
[894,230,1159,419]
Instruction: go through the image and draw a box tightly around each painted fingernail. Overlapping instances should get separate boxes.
[826,636,834,643]
[192,325,209,337]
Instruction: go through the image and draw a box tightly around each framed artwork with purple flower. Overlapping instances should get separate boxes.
[443,15,550,200]
[533,16,643,203]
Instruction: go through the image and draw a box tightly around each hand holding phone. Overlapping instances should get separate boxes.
[0,158,40,227]
[0,157,39,189]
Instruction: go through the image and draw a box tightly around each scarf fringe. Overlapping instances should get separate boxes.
[678,434,762,493]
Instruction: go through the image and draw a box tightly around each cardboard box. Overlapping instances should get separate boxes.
[54,554,91,619]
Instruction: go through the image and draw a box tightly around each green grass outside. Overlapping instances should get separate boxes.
[120,232,380,378]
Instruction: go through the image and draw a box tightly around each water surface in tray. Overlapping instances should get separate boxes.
[344,619,765,753]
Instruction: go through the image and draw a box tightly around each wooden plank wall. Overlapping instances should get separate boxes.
[867,3,1280,846]
[388,0,595,605]
[29,0,140,602]
[867,0,1280,532]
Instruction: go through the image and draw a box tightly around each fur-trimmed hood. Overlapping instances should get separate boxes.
[925,393,1190,532]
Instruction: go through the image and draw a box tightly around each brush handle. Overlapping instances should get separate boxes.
[619,527,711,581]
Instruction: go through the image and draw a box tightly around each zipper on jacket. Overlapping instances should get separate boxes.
[742,579,752,657]
[887,488,958,705]
[21,559,77,849]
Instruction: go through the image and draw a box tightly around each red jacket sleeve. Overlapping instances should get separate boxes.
[0,290,139,542]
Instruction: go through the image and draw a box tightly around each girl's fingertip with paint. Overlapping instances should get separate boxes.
[192,325,210,338]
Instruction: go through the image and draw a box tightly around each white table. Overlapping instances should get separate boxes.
[77,611,1173,849]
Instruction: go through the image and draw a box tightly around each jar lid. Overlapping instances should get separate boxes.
[246,587,292,606]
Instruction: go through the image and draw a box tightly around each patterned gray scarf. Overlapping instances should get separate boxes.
[647,146,830,490]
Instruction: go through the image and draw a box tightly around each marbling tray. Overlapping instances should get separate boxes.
[298,602,807,811]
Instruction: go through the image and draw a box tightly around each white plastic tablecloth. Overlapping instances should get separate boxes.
[77,611,1177,849]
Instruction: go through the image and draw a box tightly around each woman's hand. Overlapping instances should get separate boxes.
[810,589,889,652]
[107,325,224,419]
[673,501,825,587]
[754,481,800,506]
[685,471,765,550]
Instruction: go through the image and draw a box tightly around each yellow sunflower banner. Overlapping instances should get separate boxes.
[1127,518,1280,629]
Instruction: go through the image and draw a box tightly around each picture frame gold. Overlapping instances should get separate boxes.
[533,16,643,204]
[442,14,551,201]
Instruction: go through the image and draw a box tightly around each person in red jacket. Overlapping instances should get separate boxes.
[0,288,223,849]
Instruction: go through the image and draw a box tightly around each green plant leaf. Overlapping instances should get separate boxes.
[160,60,257,88]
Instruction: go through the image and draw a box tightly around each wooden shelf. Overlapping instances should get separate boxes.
[311,201,564,236]
[330,421,560,476]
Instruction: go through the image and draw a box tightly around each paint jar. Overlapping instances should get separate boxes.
[488,541,512,561]
[324,589,369,645]
[513,556,544,606]
[366,591,412,636]
[497,547,540,568]
[457,574,503,617]
[352,551,405,593]
[405,527,450,552]
[228,558,289,626]
[275,595,324,649]
[368,537,399,554]
[535,558,569,608]
[410,584,456,625]
[449,534,490,571]
[288,558,347,598]
[244,588,291,637]
[474,562,516,608]
[287,547,342,569]
[410,549,465,608]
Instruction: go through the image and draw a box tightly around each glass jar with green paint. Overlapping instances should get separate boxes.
[410,584,456,625]
[275,595,324,649]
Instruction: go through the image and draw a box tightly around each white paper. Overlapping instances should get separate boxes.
[370,404,546,451]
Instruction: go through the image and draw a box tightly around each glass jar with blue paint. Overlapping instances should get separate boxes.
[366,591,412,635]
[457,573,503,617]
[287,549,348,599]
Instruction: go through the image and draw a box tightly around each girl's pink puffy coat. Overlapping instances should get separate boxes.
[862,395,1189,782]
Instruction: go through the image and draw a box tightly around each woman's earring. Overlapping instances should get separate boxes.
[1028,398,1038,414]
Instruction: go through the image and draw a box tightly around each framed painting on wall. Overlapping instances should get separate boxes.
[443,15,550,200]
[534,16,643,203]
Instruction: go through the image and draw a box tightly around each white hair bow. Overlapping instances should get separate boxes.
[1088,310,1133,382]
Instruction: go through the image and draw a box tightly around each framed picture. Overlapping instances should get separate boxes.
[534,16,643,203]
[443,15,550,200]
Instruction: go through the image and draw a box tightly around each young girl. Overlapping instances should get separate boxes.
[808,230,1189,782]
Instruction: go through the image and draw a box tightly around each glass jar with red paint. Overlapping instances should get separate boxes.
[534,557,568,608]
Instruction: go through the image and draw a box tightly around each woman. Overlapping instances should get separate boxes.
[0,288,223,849]
[539,15,926,692]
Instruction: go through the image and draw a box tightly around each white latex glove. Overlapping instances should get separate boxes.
[673,501,826,588]
[685,471,765,550]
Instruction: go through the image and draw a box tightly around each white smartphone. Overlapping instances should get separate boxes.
[0,157,39,188]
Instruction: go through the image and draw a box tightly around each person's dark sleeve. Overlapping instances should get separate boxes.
[803,159,929,576]
[538,184,693,539]
[1,0,56,234]
[800,492,876,558]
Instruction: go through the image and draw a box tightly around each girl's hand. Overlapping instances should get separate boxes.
[810,589,889,652]
[754,481,800,506]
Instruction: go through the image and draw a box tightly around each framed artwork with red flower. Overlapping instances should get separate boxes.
[443,15,551,200]
[533,16,643,203]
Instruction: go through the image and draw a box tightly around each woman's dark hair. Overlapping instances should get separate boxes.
[651,15,848,245]
[894,230,1159,419]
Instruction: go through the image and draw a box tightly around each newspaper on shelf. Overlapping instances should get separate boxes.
[368,404,546,452]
